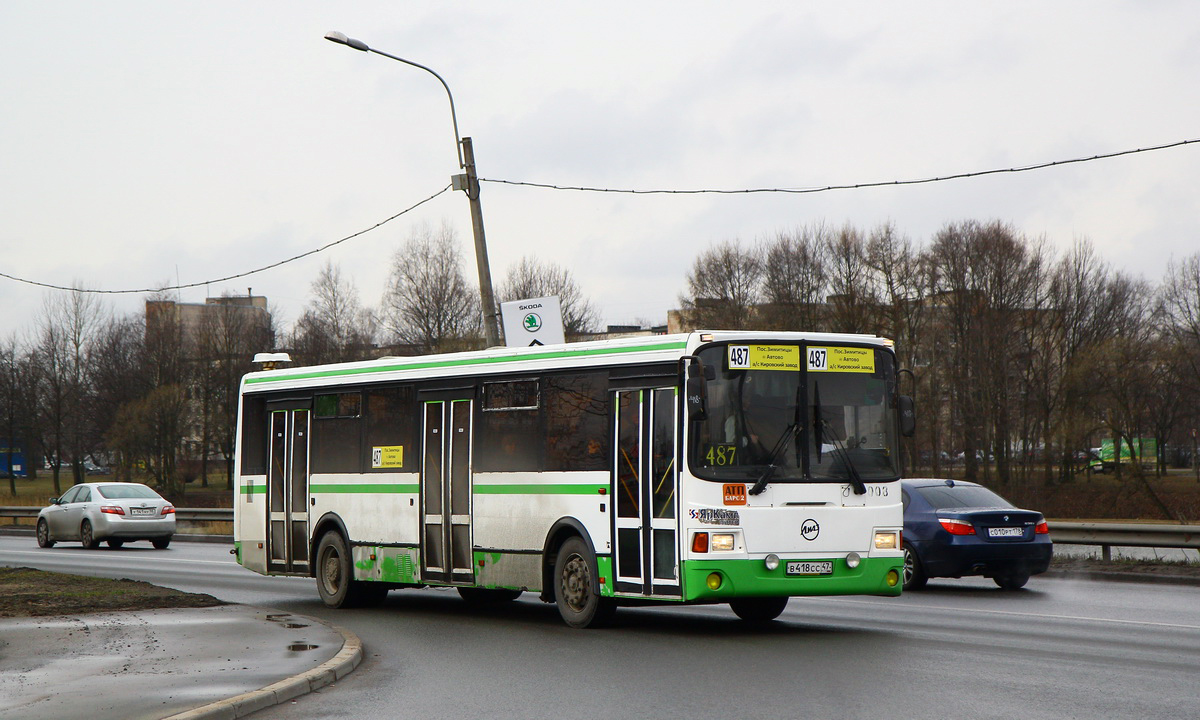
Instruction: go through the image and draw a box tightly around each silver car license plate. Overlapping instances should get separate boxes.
[131,507,155,516]
[988,527,1023,538]
[786,561,833,576]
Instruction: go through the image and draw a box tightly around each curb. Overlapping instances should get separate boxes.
[163,614,363,720]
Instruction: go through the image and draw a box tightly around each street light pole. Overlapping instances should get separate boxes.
[324,31,501,347]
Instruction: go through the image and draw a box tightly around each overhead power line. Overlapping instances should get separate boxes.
[480,138,1200,195]
[2,137,1196,297]
[0,185,452,295]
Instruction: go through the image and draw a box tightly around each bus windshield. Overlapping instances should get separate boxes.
[689,342,901,483]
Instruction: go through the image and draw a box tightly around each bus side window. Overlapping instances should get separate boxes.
[240,395,268,475]
[476,379,543,473]
[544,372,609,472]
[312,391,363,474]
[364,386,416,472]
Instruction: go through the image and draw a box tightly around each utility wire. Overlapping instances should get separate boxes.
[0,185,452,295]
[3,137,1196,296]
[480,138,1200,195]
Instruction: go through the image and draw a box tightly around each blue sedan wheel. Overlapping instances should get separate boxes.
[903,543,927,591]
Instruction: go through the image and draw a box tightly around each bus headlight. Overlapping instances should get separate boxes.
[874,531,899,550]
[711,533,735,552]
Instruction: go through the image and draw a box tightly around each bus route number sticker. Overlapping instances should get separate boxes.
[371,446,404,469]
[807,348,828,371]
[728,345,750,369]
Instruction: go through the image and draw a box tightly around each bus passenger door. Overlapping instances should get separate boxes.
[420,393,475,585]
[613,387,681,597]
[266,407,311,575]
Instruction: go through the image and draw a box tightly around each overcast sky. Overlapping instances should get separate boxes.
[2,2,1198,342]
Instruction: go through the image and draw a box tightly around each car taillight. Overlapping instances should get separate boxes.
[161,506,175,515]
[939,518,976,535]
[100,505,125,515]
[1035,520,1049,534]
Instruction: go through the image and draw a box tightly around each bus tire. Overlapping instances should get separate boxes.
[315,531,384,608]
[729,596,789,623]
[553,537,614,629]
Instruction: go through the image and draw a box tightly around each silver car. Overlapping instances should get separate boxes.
[36,482,176,549]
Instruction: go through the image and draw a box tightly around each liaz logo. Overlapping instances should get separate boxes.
[800,519,820,541]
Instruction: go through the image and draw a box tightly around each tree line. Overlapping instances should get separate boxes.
[679,220,1200,514]
[0,222,598,498]
[4,218,1198,510]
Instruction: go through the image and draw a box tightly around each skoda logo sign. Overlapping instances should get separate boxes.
[523,313,542,332]
[801,519,820,541]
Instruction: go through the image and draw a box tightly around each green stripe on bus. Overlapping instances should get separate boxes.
[244,340,688,385]
[240,485,267,494]
[474,484,607,495]
[310,483,420,494]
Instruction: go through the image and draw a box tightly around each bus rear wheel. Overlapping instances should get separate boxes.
[554,537,614,629]
[315,531,387,608]
[730,596,789,623]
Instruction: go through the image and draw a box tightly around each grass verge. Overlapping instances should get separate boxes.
[0,566,224,618]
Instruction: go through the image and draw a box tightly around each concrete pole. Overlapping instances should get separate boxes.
[462,137,500,347]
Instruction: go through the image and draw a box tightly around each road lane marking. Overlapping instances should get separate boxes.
[822,597,1200,632]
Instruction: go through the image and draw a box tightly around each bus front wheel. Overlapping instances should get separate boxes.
[730,596,789,623]
[553,537,614,629]
[315,531,387,608]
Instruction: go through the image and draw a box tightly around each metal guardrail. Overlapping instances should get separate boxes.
[1,508,1197,559]
[1047,521,1200,560]
[0,506,232,524]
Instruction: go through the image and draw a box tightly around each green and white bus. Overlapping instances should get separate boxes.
[233,331,912,627]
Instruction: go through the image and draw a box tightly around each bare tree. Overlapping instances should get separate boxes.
[292,261,377,365]
[498,256,600,337]
[33,288,104,493]
[678,239,762,330]
[824,224,879,334]
[759,225,829,332]
[381,222,481,353]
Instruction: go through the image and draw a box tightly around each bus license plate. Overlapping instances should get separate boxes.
[786,561,833,576]
[988,527,1023,538]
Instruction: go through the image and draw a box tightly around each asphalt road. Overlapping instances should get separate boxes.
[2,536,1197,719]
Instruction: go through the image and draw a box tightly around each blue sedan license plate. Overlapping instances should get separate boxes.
[786,561,833,576]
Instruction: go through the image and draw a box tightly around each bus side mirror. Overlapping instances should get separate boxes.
[898,395,916,437]
[684,359,711,422]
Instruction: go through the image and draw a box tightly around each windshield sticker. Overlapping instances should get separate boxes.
[690,508,741,526]
[728,345,800,371]
[807,346,875,373]
[723,483,748,505]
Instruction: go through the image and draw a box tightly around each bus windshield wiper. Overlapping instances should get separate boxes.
[748,422,796,496]
[748,383,803,496]
[813,382,866,495]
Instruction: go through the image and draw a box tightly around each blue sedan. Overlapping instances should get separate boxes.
[901,478,1052,590]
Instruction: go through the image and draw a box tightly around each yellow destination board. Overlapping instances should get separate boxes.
[806,346,875,373]
[727,345,800,371]
[371,446,404,469]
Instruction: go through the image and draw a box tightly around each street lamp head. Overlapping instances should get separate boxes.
[324,31,369,52]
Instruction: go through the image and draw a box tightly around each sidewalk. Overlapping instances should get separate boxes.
[0,605,360,720]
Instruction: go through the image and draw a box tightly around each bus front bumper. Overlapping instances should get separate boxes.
[682,556,903,601]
